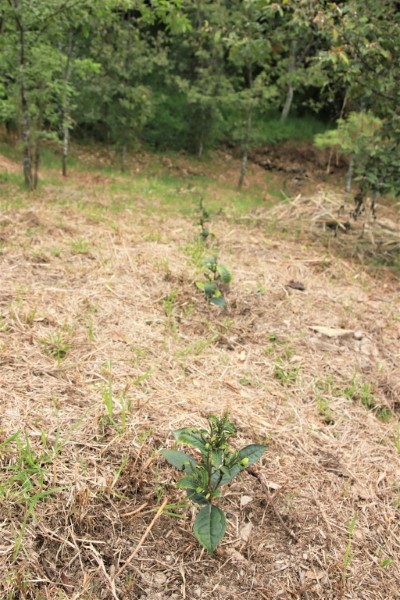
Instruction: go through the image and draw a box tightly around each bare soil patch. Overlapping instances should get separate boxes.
[0,155,399,599]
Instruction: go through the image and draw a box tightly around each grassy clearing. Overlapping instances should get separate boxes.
[0,147,399,599]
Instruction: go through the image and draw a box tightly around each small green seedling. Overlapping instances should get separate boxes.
[198,197,213,243]
[196,256,232,307]
[161,413,266,554]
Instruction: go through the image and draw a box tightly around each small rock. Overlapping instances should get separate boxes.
[240,521,253,543]
[310,325,354,338]
[309,336,343,352]
[153,572,167,587]
[354,330,364,340]
[360,338,379,358]
[240,495,253,508]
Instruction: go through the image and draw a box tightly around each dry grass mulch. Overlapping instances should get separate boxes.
[0,162,399,600]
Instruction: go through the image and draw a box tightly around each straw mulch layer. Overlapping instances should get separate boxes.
[0,167,399,600]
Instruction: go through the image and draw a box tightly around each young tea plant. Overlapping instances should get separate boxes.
[161,413,266,554]
[196,256,232,307]
[198,197,214,244]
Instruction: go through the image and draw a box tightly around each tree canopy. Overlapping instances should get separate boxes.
[0,0,398,192]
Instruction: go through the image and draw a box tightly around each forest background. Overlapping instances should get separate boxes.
[1,0,400,196]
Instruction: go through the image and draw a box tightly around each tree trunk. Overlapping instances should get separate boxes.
[280,41,296,122]
[61,33,74,177]
[62,124,69,177]
[238,64,254,190]
[120,143,127,172]
[345,154,354,194]
[238,107,252,189]
[15,2,33,189]
[21,88,33,189]
[281,84,294,122]
[33,142,40,190]
[198,125,204,159]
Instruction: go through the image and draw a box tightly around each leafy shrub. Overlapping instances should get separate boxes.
[161,413,266,554]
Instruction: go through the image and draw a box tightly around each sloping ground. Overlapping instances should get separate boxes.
[0,156,399,600]
[0,152,20,174]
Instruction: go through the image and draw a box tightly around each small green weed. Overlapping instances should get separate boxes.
[25,307,37,325]
[343,375,392,421]
[143,231,162,243]
[131,346,147,366]
[41,331,70,364]
[49,246,63,258]
[163,290,178,318]
[274,358,299,384]
[69,238,91,255]
[196,256,232,307]
[379,558,393,568]
[161,413,266,554]
[177,334,219,357]
[87,318,94,342]
[375,406,392,423]
[316,395,334,425]
[101,361,130,433]
[0,432,63,558]
[239,374,259,387]
[394,425,400,453]
[131,369,152,387]
[342,512,357,586]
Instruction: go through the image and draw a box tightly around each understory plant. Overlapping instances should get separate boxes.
[161,413,266,554]
[196,256,232,307]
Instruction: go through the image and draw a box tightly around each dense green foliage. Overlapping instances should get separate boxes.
[0,0,399,193]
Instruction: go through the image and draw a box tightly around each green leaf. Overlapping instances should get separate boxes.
[186,487,209,505]
[160,449,197,471]
[204,256,217,272]
[211,445,267,487]
[176,474,197,489]
[211,449,223,469]
[217,264,232,284]
[213,464,242,486]
[173,428,206,452]
[210,295,226,307]
[238,444,267,467]
[195,281,205,291]
[204,281,217,296]
[193,505,226,553]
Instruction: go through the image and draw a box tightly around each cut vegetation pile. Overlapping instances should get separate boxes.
[0,152,399,599]
[268,189,400,266]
